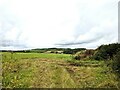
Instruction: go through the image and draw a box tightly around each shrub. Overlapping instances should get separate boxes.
[73,50,94,60]
[93,43,120,60]
[112,51,120,75]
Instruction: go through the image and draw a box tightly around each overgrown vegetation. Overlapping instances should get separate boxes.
[93,43,120,80]
[112,51,120,76]
[93,43,120,60]
[73,49,94,60]
[72,43,120,89]
[2,43,120,89]
[112,50,120,87]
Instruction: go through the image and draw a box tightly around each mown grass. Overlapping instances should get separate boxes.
[2,52,119,88]
[65,59,118,88]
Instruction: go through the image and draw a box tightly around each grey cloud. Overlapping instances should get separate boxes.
[0,0,118,50]
[56,0,118,48]
[0,10,27,45]
[0,40,27,48]
[55,35,103,46]
[0,6,26,50]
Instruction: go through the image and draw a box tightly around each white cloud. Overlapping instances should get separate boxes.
[0,0,119,50]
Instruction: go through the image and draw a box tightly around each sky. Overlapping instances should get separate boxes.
[0,0,119,50]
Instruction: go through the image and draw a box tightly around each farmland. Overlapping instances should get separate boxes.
[1,52,119,88]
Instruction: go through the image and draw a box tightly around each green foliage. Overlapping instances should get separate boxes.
[63,48,86,54]
[93,43,120,60]
[63,48,73,54]
[112,51,120,76]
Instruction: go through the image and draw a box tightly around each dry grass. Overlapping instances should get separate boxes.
[2,52,119,88]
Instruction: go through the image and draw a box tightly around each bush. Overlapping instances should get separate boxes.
[93,43,120,60]
[112,51,120,75]
[73,50,94,60]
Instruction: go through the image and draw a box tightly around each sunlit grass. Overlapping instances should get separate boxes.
[2,52,71,61]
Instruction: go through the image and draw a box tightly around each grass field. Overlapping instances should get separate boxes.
[1,52,119,88]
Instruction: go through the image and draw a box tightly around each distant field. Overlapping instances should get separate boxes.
[2,52,119,88]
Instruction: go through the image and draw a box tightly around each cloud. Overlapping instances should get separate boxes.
[56,20,118,49]
[55,34,103,46]
[55,0,118,49]
[0,0,119,50]
[0,0,29,50]
[0,40,27,48]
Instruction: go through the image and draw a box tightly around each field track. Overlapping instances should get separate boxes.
[2,53,118,88]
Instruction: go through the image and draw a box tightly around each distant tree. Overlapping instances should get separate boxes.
[63,48,86,54]
[63,48,73,54]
